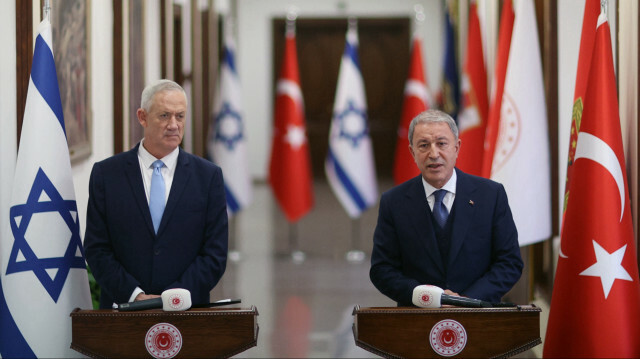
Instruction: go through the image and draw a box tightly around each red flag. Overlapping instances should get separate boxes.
[268,27,314,222]
[456,1,488,176]
[393,35,429,184]
[543,14,640,358]
[481,0,514,178]
[562,0,600,215]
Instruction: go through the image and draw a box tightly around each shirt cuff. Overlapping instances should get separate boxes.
[129,287,145,303]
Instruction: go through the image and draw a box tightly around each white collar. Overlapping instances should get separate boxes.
[421,170,457,197]
[138,139,180,170]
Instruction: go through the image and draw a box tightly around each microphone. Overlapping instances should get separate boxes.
[191,298,242,308]
[118,288,192,311]
[412,285,498,308]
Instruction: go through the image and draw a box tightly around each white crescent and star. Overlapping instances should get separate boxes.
[277,79,304,106]
[579,240,632,299]
[404,79,428,104]
[284,124,307,150]
[559,131,626,259]
[276,79,307,150]
[558,132,633,299]
[574,132,625,221]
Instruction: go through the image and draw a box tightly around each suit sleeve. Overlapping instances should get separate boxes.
[84,163,141,304]
[370,193,421,305]
[167,166,228,302]
[461,184,523,302]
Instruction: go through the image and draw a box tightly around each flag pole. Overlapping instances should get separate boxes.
[227,215,241,262]
[289,221,305,263]
[284,5,306,264]
[346,217,365,262]
[412,0,433,109]
[345,16,366,262]
[413,3,425,31]
[348,16,357,32]
[286,5,298,36]
[43,0,51,21]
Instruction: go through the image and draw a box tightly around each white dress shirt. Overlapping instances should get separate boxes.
[421,170,457,213]
[137,138,180,205]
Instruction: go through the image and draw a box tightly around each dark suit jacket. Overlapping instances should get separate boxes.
[370,168,522,305]
[84,145,228,308]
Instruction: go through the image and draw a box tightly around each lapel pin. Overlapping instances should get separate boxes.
[469,200,474,206]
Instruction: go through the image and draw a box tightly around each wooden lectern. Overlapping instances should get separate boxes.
[353,305,541,358]
[70,306,258,358]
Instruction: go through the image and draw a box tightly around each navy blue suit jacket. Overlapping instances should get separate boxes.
[370,168,522,306]
[84,145,228,308]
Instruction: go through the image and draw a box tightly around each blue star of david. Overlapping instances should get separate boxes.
[214,102,244,151]
[334,100,369,148]
[7,168,86,302]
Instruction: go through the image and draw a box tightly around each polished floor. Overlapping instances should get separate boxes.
[211,182,547,358]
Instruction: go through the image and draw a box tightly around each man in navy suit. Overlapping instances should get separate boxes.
[84,79,228,309]
[370,109,522,306]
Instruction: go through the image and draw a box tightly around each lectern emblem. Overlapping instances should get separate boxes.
[429,319,467,357]
[145,323,182,359]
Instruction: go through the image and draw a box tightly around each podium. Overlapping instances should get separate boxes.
[352,305,541,358]
[70,306,258,358]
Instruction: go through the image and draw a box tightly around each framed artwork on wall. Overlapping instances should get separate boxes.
[50,0,92,162]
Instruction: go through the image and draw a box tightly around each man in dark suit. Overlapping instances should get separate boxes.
[370,109,522,306]
[84,79,228,308]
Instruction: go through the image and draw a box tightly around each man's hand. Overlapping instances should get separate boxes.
[444,289,460,297]
[135,293,160,301]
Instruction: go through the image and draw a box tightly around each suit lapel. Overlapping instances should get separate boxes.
[124,145,156,234]
[448,168,476,268]
[157,149,191,234]
[405,176,445,273]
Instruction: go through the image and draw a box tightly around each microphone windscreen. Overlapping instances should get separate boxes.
[161,288,192,311]
[412,285,442,308]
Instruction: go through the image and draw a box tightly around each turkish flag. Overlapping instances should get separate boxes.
[392,35,429,184]
[562,0,600,215]
[543,14,640,358]
[268,29,314,222]
[456,0,488,176]
[481,0,514,178]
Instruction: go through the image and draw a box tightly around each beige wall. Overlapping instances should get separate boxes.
[619,0,639,241]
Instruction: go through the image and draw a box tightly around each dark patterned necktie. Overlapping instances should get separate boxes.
[433,189,449,228]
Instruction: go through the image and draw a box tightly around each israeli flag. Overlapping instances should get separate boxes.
[325,23,378,218]
[0,19,92,358]
[208,21,253,215]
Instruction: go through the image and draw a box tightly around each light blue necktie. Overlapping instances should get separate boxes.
[149,160,165,234]
[433,189,449,228]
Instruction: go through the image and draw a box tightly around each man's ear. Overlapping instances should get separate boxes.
[136,108,147,127]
